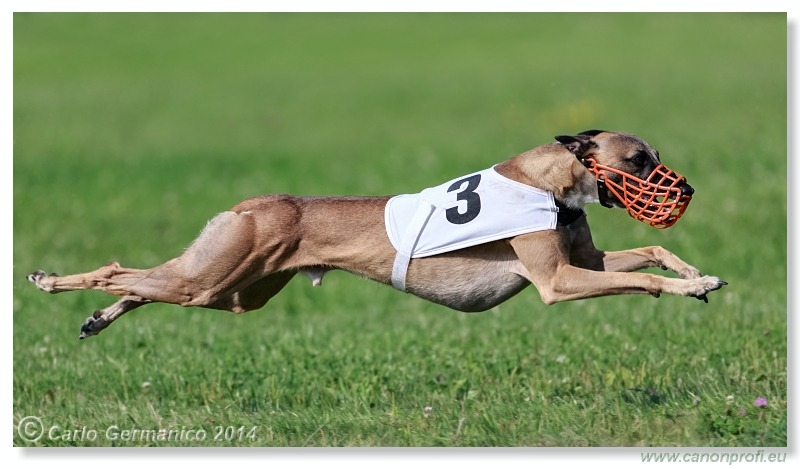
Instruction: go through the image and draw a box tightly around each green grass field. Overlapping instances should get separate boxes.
[13,13,786,447]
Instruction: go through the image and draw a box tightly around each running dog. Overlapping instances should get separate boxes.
[27,130,727,339]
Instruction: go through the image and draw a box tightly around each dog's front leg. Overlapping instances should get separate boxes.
[579,246,702,279]
[535,264,725,304]
[510,232,726,304]
[79,296,151,339]
[568,218,702,279]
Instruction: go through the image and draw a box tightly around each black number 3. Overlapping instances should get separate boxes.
[446,174,482,224]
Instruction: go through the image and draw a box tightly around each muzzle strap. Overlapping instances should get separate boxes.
[594,176,615,209]
[576,156,614,209]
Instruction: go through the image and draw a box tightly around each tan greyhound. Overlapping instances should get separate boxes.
[27,130,726,339]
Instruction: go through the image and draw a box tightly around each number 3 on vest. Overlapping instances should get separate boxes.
[446,174,482,224]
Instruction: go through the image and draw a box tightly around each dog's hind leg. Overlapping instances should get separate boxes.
[28,201,304,338]
[75,271,297,339]
[28,208,296,305]
[202,270,297,313]
[27,263,144,295]
[79,296,152,339]
[77,270,298,338]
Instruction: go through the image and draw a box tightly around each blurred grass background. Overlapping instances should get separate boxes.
[13,13,786,446]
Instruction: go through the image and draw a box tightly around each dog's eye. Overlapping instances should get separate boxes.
[628,152,647,166]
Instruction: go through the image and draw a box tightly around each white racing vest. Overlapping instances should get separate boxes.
[385,166,558,291]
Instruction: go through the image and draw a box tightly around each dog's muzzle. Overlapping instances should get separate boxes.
[583,158,692,229]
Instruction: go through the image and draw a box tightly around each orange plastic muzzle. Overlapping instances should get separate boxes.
[584,158,692,229]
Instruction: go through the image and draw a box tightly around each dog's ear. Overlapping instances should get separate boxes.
[554,134,597,156]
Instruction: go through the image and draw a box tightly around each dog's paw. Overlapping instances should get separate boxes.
[26,270,45,283]
[79,311,108,340]
[27,270,58,292]
[688,276,727,303]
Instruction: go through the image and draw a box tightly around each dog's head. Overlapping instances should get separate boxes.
[555,130,693,229]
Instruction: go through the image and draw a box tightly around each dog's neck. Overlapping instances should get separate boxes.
[495,143,599,209]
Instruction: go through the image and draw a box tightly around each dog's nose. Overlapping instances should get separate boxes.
[678,182,694,196]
